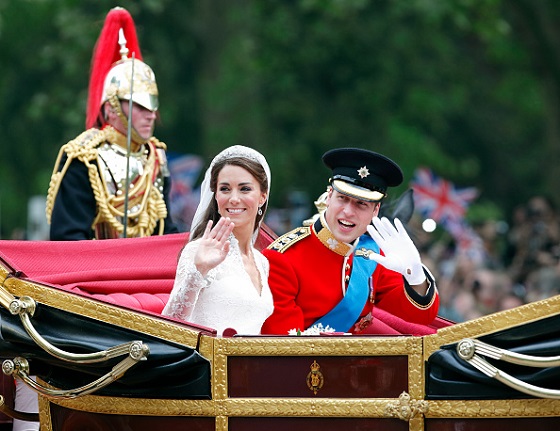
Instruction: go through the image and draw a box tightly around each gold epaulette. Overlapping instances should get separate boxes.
[150,137,167,150]
[45,128,107,222]
[267,226,311,253]
[63,128,106,157]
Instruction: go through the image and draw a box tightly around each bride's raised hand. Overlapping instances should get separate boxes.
[194,217,235,276]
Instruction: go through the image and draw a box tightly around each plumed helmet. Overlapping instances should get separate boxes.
[102,54,159,113]
[86,7,159,129]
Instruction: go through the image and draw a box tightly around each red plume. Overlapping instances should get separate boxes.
[86,7,143,129]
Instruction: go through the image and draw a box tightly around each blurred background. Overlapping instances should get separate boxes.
[2,0,560,320]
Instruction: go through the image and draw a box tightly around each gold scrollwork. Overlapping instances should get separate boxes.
[355,248,374,259]
[384,392,429,421]
[306,360,324,395]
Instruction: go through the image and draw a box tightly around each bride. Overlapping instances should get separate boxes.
[162,145,273,335]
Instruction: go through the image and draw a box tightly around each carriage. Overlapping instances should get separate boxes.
[0,231,559,431]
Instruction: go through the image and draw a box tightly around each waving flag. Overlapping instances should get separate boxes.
[411,167,478,226]
[411,167,485,264]
[446,218,486,265]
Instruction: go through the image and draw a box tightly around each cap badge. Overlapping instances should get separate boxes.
[357,166,370,179]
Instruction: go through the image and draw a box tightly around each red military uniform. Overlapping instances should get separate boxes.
[261,214,439,335]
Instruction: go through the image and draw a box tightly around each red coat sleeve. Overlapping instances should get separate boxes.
[373,265,439,325]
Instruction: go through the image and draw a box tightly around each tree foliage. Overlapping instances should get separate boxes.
[0,0,558,237]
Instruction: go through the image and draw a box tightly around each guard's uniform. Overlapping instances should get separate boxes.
[45,7,178,240]
[261,212,439,335]
[46,126,177,240]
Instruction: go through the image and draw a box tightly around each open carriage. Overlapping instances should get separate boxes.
[0,231,559,431]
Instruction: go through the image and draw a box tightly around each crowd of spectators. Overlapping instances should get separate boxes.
[419,195,560,322]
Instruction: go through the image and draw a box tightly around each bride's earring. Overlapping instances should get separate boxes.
[258,206,263,216]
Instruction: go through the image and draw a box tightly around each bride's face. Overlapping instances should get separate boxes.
[215,164,267,231]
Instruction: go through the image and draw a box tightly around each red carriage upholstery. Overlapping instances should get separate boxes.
[0,233,185,314]
[0,227,278,315]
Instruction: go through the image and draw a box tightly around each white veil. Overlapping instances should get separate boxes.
[190,145,271,244]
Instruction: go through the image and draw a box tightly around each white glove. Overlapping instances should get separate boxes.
[366,217,426,285]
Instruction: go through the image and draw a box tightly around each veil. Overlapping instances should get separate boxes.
[190,145,271,244]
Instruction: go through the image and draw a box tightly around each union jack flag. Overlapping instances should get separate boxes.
[446,218,486,265]
[410,167,478,226]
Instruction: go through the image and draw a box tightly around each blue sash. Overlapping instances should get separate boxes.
[312,235,379,332]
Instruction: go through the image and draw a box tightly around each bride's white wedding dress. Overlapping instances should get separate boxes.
[163,235,273,335]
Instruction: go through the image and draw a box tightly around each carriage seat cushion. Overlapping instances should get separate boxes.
[68,287,171,314]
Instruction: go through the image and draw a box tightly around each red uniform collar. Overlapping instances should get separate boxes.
[312,213,354,256]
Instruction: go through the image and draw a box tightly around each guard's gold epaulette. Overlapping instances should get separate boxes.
[149,136,167,150]
[68,128,105,149]
[45,128,106,223]
[59,128,107,161]
[267,226,311,253]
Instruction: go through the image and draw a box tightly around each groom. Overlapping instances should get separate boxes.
[261,147,439,335]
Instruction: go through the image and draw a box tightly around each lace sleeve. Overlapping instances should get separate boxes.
[162,241,216,321]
